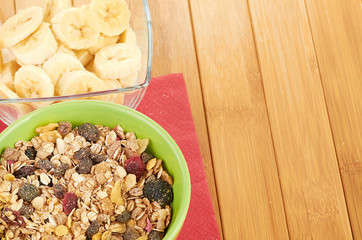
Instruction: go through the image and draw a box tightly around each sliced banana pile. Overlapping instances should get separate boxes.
[0,0,141,113]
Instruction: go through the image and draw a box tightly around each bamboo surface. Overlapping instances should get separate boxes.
[1,0,361,239]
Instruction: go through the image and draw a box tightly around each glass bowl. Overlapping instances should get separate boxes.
[0,0,153,125]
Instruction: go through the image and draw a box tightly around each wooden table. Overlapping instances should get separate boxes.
[1,0,361,239]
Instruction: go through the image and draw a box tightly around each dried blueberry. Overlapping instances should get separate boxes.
[35,159,54,172]
[122,227,141,240]
[18,183,39,202]
[25,147,37,160]
[58,121,72,136]
[148,231,164,240]
[74,148,91,161]
[54,163,69,178]
[86,220,100,239]
[116,210,131,223]
[90,153,106,165]
[141,152,154,164]
[78,157,93,174]
[62,192,77,215]
[78,123,99,142]
[54,183,67,199]
[13,166,36,179]
[19,203,34,219]
[144,179,173,208]
[125,156,146,181]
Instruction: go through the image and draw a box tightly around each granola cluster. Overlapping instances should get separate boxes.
[0,122,173,240]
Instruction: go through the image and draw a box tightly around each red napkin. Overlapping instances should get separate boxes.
[0,74,221,240]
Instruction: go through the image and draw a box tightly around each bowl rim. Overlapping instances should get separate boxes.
[0,0,153,105]
[0,100,191,240]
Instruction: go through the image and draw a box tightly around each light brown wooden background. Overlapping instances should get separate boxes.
[1,0,361,239]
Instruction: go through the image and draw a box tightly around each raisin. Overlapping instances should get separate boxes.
[62,192,77,215]
[141,152,154,164]
[116,210,131,223]
[74,148,91,161]
[54,163,69,178]
[78,123,99,142]
[144,179,173,208]
[125,156,146,181]
[148,231,164,240]
[18,183,39,202]
[90,153,106,165]
[58,121,72,136]
[54,183,67,199]
[19,203,34,219]
[78,157,93,174]
[35,159,54,172]
[13,166,36,179]
[25,147,37,160]
[122,227,141,240]
[86,220,100,239]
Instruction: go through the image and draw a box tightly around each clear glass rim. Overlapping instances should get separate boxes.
[0,0,153,105]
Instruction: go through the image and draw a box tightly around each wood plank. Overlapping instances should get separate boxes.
[248,0,353,238]
[148,0,224,236]
[304,0,362,238]
[15,0,46,11]
[0,0,15,22]
[189,0,289,239]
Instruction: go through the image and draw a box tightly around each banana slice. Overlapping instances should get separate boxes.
[44,0,71,22]
[51,8,99,50]
[99,79,125,104]
[43,53,85,85]
[0,61,20,91]
[94,43,141,80]
[88,34,119,54]
[89,0,130,37]
[0,7,43,48]
[85,60,94,72]
[14,65,54,105]
[74,49,94,66]
[56,70,106,96]
[57,44,76,57]
[12,23,58,65]
[119,27,137,45]
[0,84,34,117]
[119,72,138,87]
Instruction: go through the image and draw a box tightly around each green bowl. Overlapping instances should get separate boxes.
[0,100,191,240]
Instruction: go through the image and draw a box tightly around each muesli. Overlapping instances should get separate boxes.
[0,122,173,240]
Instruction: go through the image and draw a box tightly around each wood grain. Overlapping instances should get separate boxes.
[0,0,15,22]
[248,0,353,238]
[189,0,289,239]
[304,0,362,238]
[148,0,223,236]
[15,0,46,11]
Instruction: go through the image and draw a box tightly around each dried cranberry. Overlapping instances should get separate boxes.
[90,153,106,165]
[62,192,77,215]
[125,156,146,181]
[54,163,69,178]
[13,166,36,179]
[54,183,67,199]
[58,121,72,136]
[78,123,99,142]
[35,159,54,172]
[86,220,100,239]
[0,209,25,227]
[18,183,39,202]
[25,147,37,160]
